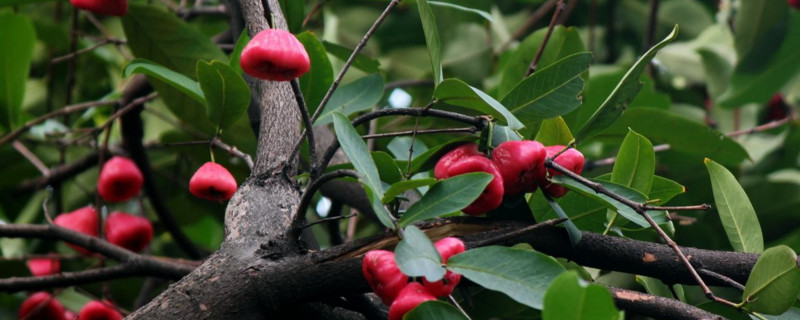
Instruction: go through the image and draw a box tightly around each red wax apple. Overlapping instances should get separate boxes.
[240,29,310,81]
[790,0,800,9]
[54,207,99,255]
[19,291,66,320]
[104,212,154,253]
[189,162,238,201]
[69,0,127,16]
[539,146,585,198]
[436,156,504,215]
[78,301,123,320]
[362,250,409,305]
[423,237,465,297]
[433,143,482,180]
[388,282,437,320]
[97,156,143,202]
[492,140,546,195]
[27,257,61,277]
[64,310,78,320]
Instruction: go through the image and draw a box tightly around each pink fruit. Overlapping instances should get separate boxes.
[69,0,127,16]
[54,207,99,256]
[240,29,310,81]
[26,258,61,277]
[19,291,66,320]
[433,143,482,180]
[437,156,504,215]
[104,212,153,253]
[362,250,409,305]
[388,282,437,320]
[423,237,465,297]
[97,156,143,202]
[78,300,123,320]
[492,140,546,195]
[189,162,238,201]
[539,146,585,198]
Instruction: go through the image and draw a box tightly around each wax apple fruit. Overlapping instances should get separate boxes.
[97,156,143,202]
[436,156,504,215]
[69,0,127,16]
[362,250,408,305]
[27,258,60,277]
[54,207,99,255]
[423,237,465,297]
[19,291,66,320]
[433,143,482,179]
[104,212,153,253]
[539,146,585,198]
[78,300,123,320]
[388,282,437,320]
[189,162,238,201]
[240,29,310,81]
[492,140,546,195]
[790,0,800,9]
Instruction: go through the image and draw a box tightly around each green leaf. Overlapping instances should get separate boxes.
[534,117,574,147]
[124,59,205,103]
[545,196,582,246]
[611,129,655,194]
[373,151,404,185]
[501,52,593,126]
[383,178,437,204]
[575,25,679,140]
[733,0,789,59]
[705,158,764,253]
[636,276,685,301]
[196,60,251,131]
[542,272,620,320]
[551,176,668,228]
[315,74,384,125]
[448,246,565,310]
[364,183,396,230]
[648,176,685,205]
[697,48,732,101]
[297,32,334,114]
[429,1,493,21]
[395,225,445,282]
[743,245,800,315]
[0,12,35,130]
[435,78,524,130]
[332,112,384,199]
[278,0,304,33]
[405,301,469,320]
[718,11,800,108]
[417,0,443,84]
[322,41,380,73]
[498,26,586,98]
[491,125,522,148]
[595,107,750,165]
[398,172,493,227]
[228,31,250,75]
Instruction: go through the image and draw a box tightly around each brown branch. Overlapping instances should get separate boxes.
[361,127,477,140]
[526,0,565,76]
[0,100,117,148]
[14,150,102,194]
[609,288,723,320]
[499,0,558,53]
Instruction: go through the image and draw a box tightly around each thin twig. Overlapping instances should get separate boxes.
[728,116,794,137]
[499,0,558,53]
[72,94,159,144]
[301,213,357,230]
[526,0,565,76]
[13,141,50,175]
[211,138,255,170]
[468,218,566,248]
[0,99,118,148]
[361,127,477,140]
[699,268,745,292]
[291,79,318,177]
[292,170,360,236]
[51,39,120,64]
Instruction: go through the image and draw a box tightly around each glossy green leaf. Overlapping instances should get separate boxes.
[315,74,384,125]
[373,151,404,185]
[595,107,749,165]
[405,301,469,320]
[695,301,752,320]
[435,78,524,130]
[429,1,493,21]
[228,30,249,75]
[398,172,493,227]
[636,276,685,301]
[545,196,582,246]
[697,48,732,101]
[498,26,586,98]
[332,112,384,199]
[733,0,789,59]
[297,32,334,114]
[718,11,800,108]
[648,176,685,205]
[383,178,437,204]
[196,60,251,131]
[491,125,522,148]
[417,0,443,84]
[576,25,678,140]
[395,225,445,282]
[542,272,620,320]
[742,245,800,315]
[124,59,205,103]
[534,117,574,147]
[322,41,380,73]
[363,183,396,230]
[501,52,592,126]
[0,12,35,130]
[611,129,655,194]
[448,246,565,310]
[278,0,304,33]
[705,158,764,253]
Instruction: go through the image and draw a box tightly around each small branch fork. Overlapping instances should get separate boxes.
[544,154,738,309]
[526,0,565,76]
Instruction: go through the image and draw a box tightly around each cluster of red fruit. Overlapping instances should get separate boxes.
[69,0,127,16]
[362,237,465,320]
[19,292,122,320]
[435,141,585,215]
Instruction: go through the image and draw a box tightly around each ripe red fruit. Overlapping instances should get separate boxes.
[97,156,143,202]
[65,310,78,320]
[492,140,546,195]
[240,29,310,81]
[78,301,123,320]
[104,212,154,253]
[539,146,585,198]
[362,250,409,305]
[790,0,800,9]
[437,156,504,215]
[433,143,482,180]
[19,291,66,320]
[27,258,61,277]
[423,237,465,297]
[54,207,99,256]
[388,282,437,320]
[189,162,238,201]
[69,0,127,16]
